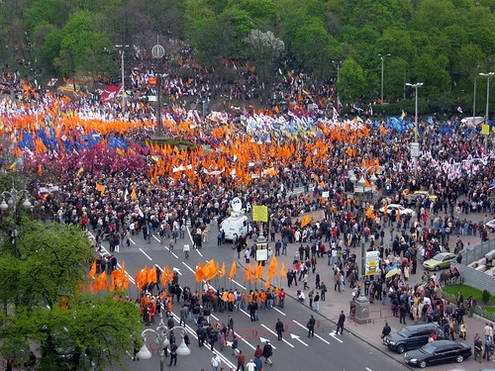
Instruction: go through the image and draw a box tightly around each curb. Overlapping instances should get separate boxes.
[237,259,413,370]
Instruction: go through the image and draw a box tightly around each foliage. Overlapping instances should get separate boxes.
[443,284,495,305]
[245,29,284,82]
[337,58,366,103]
[482,289,491,305]
[1,0,495,108]
[0,217,143,369]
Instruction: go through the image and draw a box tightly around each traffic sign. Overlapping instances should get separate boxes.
[151,44,165,59]
[410,142,420,158]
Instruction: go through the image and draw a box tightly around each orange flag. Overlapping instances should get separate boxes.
[97,271,107,291]
[228,261,237,279]
[255,263,264,280]
[264,278,271,289]
[279,263,287,279]
[218,262,226,278]
[147,266,157,284]
[135,267,147,289]
[195,264,205,283]
[95,183,106,194]
[161,266,171,288]
[88,261,96,280]
[131,188,138,201]
[267,256,278,279]
[205,259,218,280]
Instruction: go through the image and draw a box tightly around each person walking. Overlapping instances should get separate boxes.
[168,343,177,367]
[245,359,257,371]
[211,354,221,371]
[307,315,316,338]
[275,318,284,341]
[336,310,346,335]
[236,350,246,371]
[262,341,273,366]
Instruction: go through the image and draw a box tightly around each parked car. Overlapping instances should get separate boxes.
[423,252,457,271]
[383,323,443,354]
[378,204,415,217]
[486,219,495,232]
[404,340,472,368]
[402,190,437,206]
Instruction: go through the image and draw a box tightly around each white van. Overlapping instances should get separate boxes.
[220,214,249,241]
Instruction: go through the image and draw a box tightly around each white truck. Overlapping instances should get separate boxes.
[220,213,250,241]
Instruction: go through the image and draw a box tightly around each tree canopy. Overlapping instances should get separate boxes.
[1,0,495,105]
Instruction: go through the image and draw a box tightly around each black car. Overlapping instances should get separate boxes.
[383,323,442,354]
[404,340,472,368]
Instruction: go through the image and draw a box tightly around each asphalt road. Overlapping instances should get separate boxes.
[95,227,405,371]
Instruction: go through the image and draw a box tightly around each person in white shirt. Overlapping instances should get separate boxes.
[246,359,257,371]
[211,354,221,371]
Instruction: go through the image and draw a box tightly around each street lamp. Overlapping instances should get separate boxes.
[331,60,341,106]
[405,82,423,142]
[137,311,190,371]
[151,37,165,136]
[114,44,130,110]
[0,181,31,256]
[379,53,391,103]
[479,72,494,148]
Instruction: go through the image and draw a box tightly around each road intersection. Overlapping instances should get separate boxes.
[94,228,403,371]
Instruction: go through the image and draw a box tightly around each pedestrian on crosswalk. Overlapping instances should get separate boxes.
[336,310,346,335]
[262,341,273,366]
[307,315,316,337]
[211,354,221,371]
[275,318,284,341]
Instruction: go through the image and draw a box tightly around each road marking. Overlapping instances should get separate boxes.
[171,251,179,259]
[259,336,276,350]
[186,226,203,257]
[235,331,256,350]
[230,278,247,289]
[138,247,153,261]
[170,313,235,369]
[292,320,330,345]
[261,324,295,348]
[155,264,163,272]
[211,314,220,321]
[366,368,373,371]
[129,237,136,245]
[290,333,308,347]
[159,243,179,259]
[172,267,182,276]
[152,235,161,242]
[329,331,344,344]
[239,308,251,318]
[273,307,286,316]
[182,262,195,274]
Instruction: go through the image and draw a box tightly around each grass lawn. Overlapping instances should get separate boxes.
[443,284,495,306]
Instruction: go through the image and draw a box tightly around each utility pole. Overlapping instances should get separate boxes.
[114,44,130,110]
[379,53,391,103]
[479,72,494,149]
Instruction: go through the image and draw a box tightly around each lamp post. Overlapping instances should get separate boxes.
[473,76,477,123]
[331,60,341,106]
[379,53,391,103]
[136,312,190,371]
[0,181,31,256]
[114,44,130,110]
[405,82,423,142]
[479,72,494,149]
[151,38,165,136]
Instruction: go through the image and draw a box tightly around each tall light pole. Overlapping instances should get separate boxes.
[379,53,391,103]
[406,82,423,142]
[114,44,130,110]
[331,60,341,107]
[0,181,32,257]
[151,38,165,136]
[473,76,477,123]
[479,72,494,149]
[136,312,190,370]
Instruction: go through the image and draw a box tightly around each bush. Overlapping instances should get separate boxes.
[482,289,491,305]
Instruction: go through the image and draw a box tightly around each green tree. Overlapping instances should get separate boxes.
[293,18,340,79]
[337,58,366,103]
[54,11,112,77]
[245,29,285,83]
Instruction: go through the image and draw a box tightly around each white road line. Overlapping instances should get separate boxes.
[138,247,153,261]
[171,251,179,259]
[273,307,286,316]
[259,336,276,350]
[211,314,220,321]
[366,368,373,371]
[152,235,161,242]
[155,264,163,272]
[329,331,344,344]
[239,308,250,318]
[129,237,136,245]
[182,261,195,274]
[170,313,236,369]
[290,333,308,347]
[230,278,247,290]
[186,226,204,257]
[234,331,256,350]
[172,267,183,276]
[261,324,295,348]
[292,320,330,345]
[92,239,135,284]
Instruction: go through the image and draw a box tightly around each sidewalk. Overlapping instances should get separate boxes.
[270,240,492,371]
